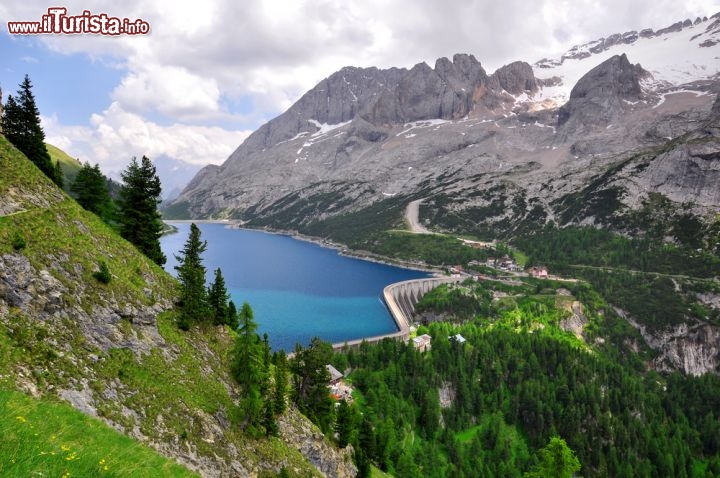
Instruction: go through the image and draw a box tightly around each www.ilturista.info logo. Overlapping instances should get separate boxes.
[7,7,150,35]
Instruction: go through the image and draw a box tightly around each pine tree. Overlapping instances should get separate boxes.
[207,268,230,325]
[226,300,240,330]
[273,351,289,416]
[174,223,208,329]
[230,302,267,433]
[290,337,335,434]
[118,156,166,266]
[2,75,61,187]
[262,400,278,437]
[354,448,371,478]
[335,400,359,448]
[71,162,115,222]
[53,160,64,189]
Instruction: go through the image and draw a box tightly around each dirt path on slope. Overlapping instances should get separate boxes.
[405,199,434,234]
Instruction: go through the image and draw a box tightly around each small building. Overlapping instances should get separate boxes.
[450,333,467,344]
[412,334,432,352]
[326,364,343,385]
[528,266,549,278]
[449,265,464,274]
[499,255,514,269]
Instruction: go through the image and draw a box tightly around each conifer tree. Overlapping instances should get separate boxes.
[174,223,208,329]
[335,400,359,448]
[290,337,335,434]
[226,300,240,330]
[207,268,230,325]
[71,162,115,222]
[118,156,166,266]
[230,302,268,433]
[273,351,289,416]
[53,160,64,189]
[2,75,61,186]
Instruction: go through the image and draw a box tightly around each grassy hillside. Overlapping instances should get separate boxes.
[1,388,198,477]
[0,135,340,477]
[46,143,82,191]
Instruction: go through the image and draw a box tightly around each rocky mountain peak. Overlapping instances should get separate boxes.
[490,61,538,95]
[557,53,648,130]
[229,52,540,155]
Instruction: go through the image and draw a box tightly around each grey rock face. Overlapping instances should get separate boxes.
[240,66,407,152]
[0,253,171,356]
[183,54,540,210]
[279,407,357,478]
[557,54,648,131]
[362,54,493,124]
[223,54,539,157]
[655,21,685,36]
[491,61,538,95]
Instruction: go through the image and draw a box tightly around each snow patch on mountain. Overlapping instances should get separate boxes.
[532,15,720,108]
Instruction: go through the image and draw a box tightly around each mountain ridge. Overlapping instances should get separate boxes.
[171,12,720,224]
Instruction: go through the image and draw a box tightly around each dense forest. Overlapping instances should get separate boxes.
[324,278,720,477]
[512,226,720,332]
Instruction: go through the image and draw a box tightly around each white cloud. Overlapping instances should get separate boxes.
[42,103,251,177]
[112,64,221,119]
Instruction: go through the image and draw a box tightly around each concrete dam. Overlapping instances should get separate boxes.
[331,276,463,350]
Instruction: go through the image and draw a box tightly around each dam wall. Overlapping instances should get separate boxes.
[331,276,463,350]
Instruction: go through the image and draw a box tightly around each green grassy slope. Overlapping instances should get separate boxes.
[46,143,82,190]
[1,388,198,477]
[0,135,330,477]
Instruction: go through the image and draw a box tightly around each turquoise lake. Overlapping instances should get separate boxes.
[160,222,429,350]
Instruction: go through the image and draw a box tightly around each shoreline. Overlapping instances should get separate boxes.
[162,219,448,349]
[163,219,443,275]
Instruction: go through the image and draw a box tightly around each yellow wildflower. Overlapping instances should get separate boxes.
[15,415,26,423]
[61,444,71,451]
[99,458,106,465]
[103,465,109,471]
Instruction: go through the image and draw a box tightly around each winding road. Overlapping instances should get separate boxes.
[405,198,433,234]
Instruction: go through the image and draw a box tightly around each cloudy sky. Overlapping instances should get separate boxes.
[1,0,718,181]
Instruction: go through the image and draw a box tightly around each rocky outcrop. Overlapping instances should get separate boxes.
[237,66,407,153]
[360,53,516,125]
[491,61,538,95]
[634,138,720,207]
[0,253,171,355]
[560,301,588,339]
[279,407,357,478]
[557,54,648,131]
[620,308,720,375]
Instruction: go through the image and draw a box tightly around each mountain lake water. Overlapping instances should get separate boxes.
[160,222,430,350]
